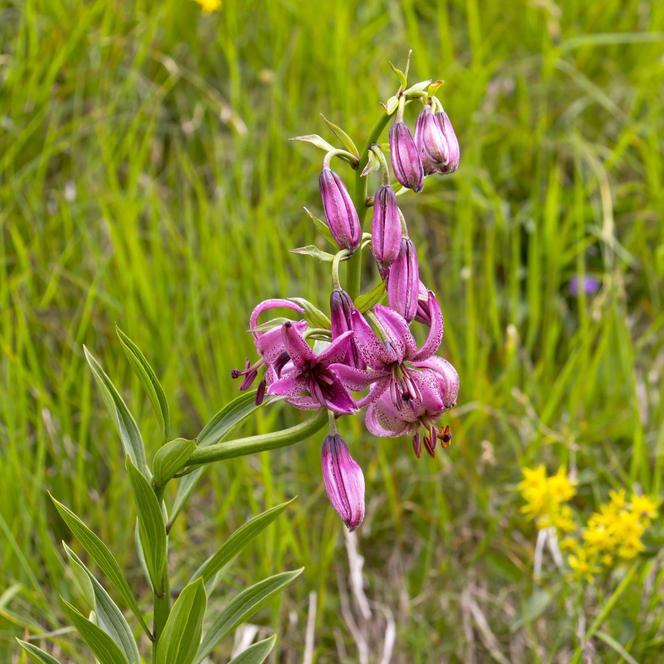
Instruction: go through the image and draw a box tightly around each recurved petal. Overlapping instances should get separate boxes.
[317,376,357,415]
[266,372,308,398]
[255,320,307,364]
[281,321,315,368]
[412,291,444,361]
[373,304,417,360]
[365,396,411,438]
[328,363,385,391]
[412,356,459,408]
[317,331,355,366]
[350,309,394,368]
[250,298,305,333]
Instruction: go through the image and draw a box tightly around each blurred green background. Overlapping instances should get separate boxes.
[1,0,663,661]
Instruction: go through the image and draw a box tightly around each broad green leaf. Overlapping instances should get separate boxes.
[64,544,140,664]
[61,599,128,664]
[126,460,167,592]
[155,578,207,664]
[290,245,336,262]
[152,438,196,487]
[116,326,170,442]
[191,499,294,586]
[16,640,62,664]
[355,279,387,312]
[196,569,303,663]
[320,114,359,157]
[50,495,150,636]
[170,391,263,526]
[227,635,277,664]
[83,346,148,476]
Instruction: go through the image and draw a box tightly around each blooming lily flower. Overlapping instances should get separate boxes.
[267,322,357,415]
[330,293,458,454]
[321,434,365,530]
[232,298,308,403]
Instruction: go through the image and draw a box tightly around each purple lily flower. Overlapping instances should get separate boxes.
[414,106,459,175]
[321,434,365,530]
[319,168,361,251]
[371,185,402,269]
[267,322,357,415]
[387,238,420,322]
[389,121,424,192]
[232,298,307,403]
[330,289,365,369]
[330,293,457,454]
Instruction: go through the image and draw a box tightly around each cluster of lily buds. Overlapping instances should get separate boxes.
[233,72,460,530]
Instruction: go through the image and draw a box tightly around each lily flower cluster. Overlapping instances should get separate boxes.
[518,466,659,583]
[233,61,459,530]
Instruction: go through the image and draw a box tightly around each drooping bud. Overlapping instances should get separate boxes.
[414,106,460,176]
[387,238,420,322]
[434,110,459,174]
[389,122,424,192]
[371,185,402,268]
[414,280,432,325]
[329,289,364,369]
[319,168,361,251]
[321,434,365,530]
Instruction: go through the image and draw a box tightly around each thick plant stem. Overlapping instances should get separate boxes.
[152,573,170,658]
[346,111,393,298]
[187,410,328,466]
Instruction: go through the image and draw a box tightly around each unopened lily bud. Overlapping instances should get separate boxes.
[371,185,402,268]
[321,434,365,530]
[387,238,420,322]
[330,289,364,368]
[414,106,460,175]
[319,168,361,251]
[389,121,424,192]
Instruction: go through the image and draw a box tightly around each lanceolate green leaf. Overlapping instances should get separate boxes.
[170,390,263,527]
[61,599,128,664]
[227,635,277,664]
[190,499,294,586]
[355,279,387,312]
[50,495,150,636]
[16,640,62,664]
[154,578,206,664]
[126,460,167,592]
[195,569,303,663]
[83,346,149,476]
[64,544,140,664]
[116,326,170,442]
[152,438,196,488]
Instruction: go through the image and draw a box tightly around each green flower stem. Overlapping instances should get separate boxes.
[152,574,170,652]
[347,111,393,298]
[186,410,328,466]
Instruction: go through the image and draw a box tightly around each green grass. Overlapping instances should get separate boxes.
[2,0,664,661]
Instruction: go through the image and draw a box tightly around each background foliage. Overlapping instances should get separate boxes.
[1,0,663,661]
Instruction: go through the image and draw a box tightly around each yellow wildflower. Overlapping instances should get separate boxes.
[567,542,599,582]
[194,0,221,13]
[518,465,576,531]
[631,494,659,521]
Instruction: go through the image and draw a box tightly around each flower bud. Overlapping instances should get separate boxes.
[389,122,424,192]
[321,434,365,530]
[330,289,364,369]
[387,238,420,322]
[371,185,402,268]
[319,168,361,251]
[414,106,460,175]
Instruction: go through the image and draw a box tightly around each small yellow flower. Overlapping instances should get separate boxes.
[194,0,221,13]
[518,465,576,531]
[630,494,659,521]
